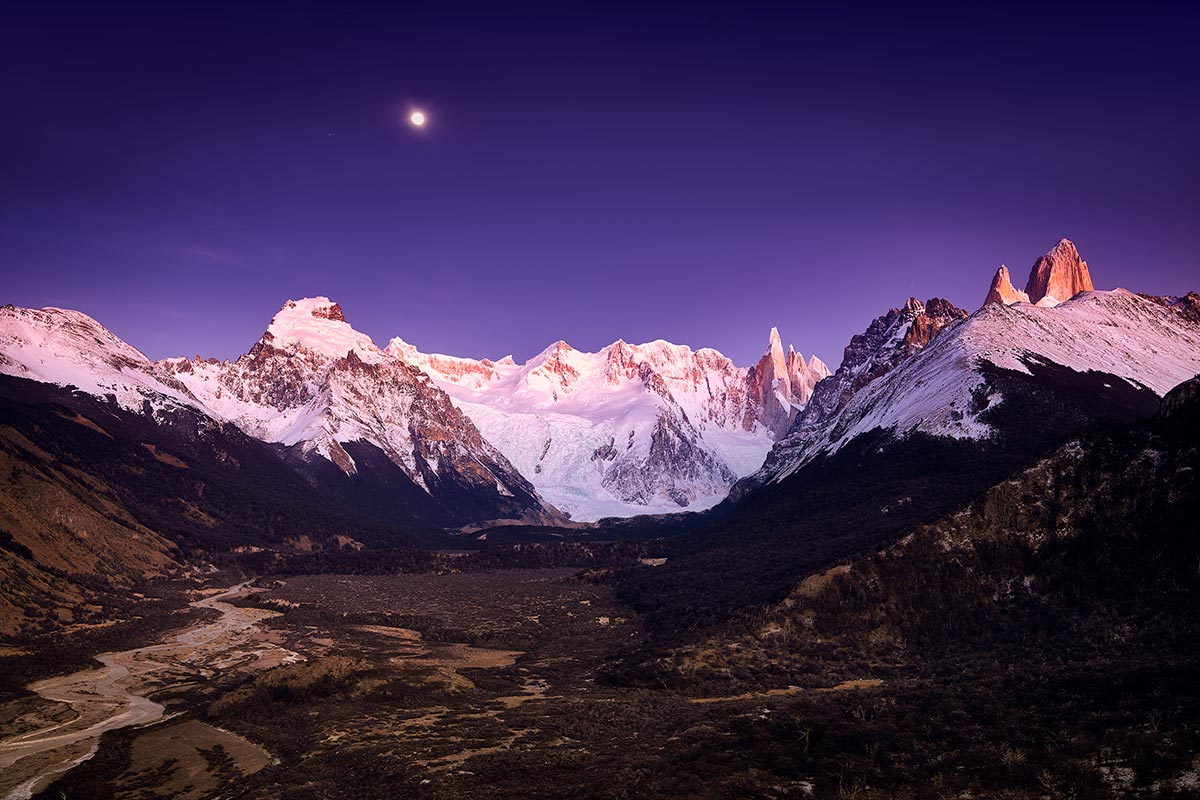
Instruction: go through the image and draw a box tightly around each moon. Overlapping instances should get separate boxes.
[409,111,426,127]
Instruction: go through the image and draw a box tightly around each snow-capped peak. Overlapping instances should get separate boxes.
[745,239,1200,494]
[391,330,829,520]
[808,355,831,379]
[768,326,783,351]
[261,297,381,363]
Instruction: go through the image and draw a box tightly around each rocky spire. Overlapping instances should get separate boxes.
[765,327,790,395]
[1024,238,1094,305]
[982,265,1031,307]
[749,327,796,438]
[786,346,813,405]
[807,355,831,380]
[749,329,831,433]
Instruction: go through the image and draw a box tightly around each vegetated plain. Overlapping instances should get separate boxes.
[8,378,1200,800]
[20,554,1200,800]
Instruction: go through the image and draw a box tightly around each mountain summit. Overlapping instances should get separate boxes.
[393,329,829,519]
[157,298,554,526]
[982,265,1031,307]
[1024,238,1094,305]
[982,239,1096,309]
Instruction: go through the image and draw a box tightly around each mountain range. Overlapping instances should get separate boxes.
[1,238,1198,635]
[2,295,829,523]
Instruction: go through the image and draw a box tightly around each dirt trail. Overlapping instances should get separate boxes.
[0,582,298,800]
[688,678,883,704]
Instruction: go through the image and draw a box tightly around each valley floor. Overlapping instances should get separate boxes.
[1,569,1197,799]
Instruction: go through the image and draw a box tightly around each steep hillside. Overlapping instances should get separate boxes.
[653,374,1200,687]
[0,375,451,635]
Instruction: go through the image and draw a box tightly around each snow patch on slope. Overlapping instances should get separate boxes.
[764,289,1200,483]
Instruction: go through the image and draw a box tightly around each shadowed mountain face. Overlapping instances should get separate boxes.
[611,281,1200,637]
[800,374,1200,655]
[0,375,456,635]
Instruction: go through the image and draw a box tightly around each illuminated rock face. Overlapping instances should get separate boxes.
[1023,238,1095,305]
[739,250,1200,500]
[982,265,1032,307]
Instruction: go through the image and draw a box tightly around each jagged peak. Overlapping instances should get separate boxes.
[1049,237,1080,259]
[526,339,580,371]
[1024,237,1094,304]
[808,355,831,379]
[384,336,418,362]
[982,264,1033,308]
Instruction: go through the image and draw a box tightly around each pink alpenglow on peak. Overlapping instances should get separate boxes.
[395,329,829,520]
[1024,238,1095,305]
[750,328,831,437]
[261,297,381,363]
[981,239,1095,309]
[982,265,1032,308]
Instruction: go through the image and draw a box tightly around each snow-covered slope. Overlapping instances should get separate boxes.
[0,297,830,523]
[389,330,829,520]
[0,304,206,416]
[749,288,1200,488]
[158,298,549,523]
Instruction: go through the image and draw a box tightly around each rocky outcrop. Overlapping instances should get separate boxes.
[982,265,1031,307]
[1139,291,1200,326]
[746,329,834,437]
[800,297,968,428]
[1024,238,1094,304]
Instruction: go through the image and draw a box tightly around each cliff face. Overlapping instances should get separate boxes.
[982,239,1094,309]
[1023,238,1095,305]
[982,265,1031,307]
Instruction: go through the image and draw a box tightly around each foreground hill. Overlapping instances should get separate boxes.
[594,376,1200,798]
[0,375,455,635]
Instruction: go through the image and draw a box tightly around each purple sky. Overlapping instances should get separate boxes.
[3,2,1198,369]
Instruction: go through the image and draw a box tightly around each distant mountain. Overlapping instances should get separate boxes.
[0,301,556,529]
[0,297,833,525]
[616,240,1200,633]
[0,304,208,415]
[741,243,1200,496]
[389,329,829,520]
[158,298,553,526]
